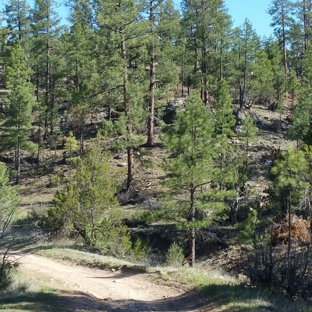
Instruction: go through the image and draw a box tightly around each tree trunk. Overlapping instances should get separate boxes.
[146,0,156,147]
[190,185,196,267]
[191,227,196,267]
[127,146,134,190]
[80,125,84,155]
[121,30,134,190]
[15,146,20,185]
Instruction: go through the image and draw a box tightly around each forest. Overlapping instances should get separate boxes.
[1,0,312,305]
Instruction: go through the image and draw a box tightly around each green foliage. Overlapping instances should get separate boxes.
[181,0,232,97]
[4,0,31,44]
[130,236,150,261]
[214,79,236,137]
[0,41,36,183]
[271,147,309,203]
[161,92,215,202]
[160,91,238,264]
[89,211,132,258]
[0,162,20,289]
[238,209,258,245]
[1,41,36,153]
[288,45,312,145]
[239,113,257,153]
[230,20,262,108]
[64,131,78,154]
[44,142,135,258]
[64,131,78,169]
[102,113,145,154]
[165,243,184,267]
[0,163,20,237]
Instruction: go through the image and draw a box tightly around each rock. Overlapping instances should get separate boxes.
[237,273,249,283]
[114,153,126,160]
[235,108,247,125]
[117,162,127,167]
[163,102,177,124]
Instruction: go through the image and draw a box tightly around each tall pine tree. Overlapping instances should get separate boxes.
[161,92,217,266]
[0,41,36,184]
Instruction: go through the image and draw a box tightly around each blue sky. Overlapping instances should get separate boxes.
[224,0,273,38]
[2,0,274,38]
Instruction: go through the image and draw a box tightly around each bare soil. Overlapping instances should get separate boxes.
[16,251,213,312]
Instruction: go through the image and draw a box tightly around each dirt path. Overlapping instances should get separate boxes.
[16,252,213,312]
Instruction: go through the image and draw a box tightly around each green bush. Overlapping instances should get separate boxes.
[165,243,184,267]
[42,141,152,260]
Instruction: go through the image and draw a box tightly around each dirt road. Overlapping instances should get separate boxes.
[16,253,212,312]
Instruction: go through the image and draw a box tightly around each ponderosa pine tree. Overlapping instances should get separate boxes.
[0,161,20,288]
[231,20,262,108]
[0,21,8,87]
[181,0,232,105]
[0,41,36,184]
[271,147,309,280]
[144,0,180,146]
[292,0,312,54]
[94,0,148,189]
[161,92,218,267]
[213,79,236,137]
[212,80,247,225]
[288,44,312,145]
[62,5,96,154]
[4,0,31,44]
[30,0,62,139]
[267,0,294,78]
[249,49,275,105]
[264,39,287,104]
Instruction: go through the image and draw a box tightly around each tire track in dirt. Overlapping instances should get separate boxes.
[15,252,212,311]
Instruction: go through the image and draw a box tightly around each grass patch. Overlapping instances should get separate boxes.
[34,246,148,272]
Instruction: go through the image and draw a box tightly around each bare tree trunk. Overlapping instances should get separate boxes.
[121,30,134,190]
[146,0,156,147]
[15,146,20,186]
[127,146,134,190]
[190,185,196,267]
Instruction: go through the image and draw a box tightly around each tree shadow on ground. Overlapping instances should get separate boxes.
[0,283,277,312]
[0,290,108,311]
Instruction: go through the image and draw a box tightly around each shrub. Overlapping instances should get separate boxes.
[0,162,20,290]
[165,243,184,267]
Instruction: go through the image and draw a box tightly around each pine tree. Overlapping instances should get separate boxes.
[231,20,262,108]
[48,142,130,256]
[161,92,217,266]
[0,161,20,288]
[272,147,309,214]
[62,15,96,154]
[4,0,31,43]
[144,0,180,146]
[264,39,287,104]
[288,44,312,144]
[271,147,309,274]
[249,49,275,105]
[267,0,294,78]
[0,41,36,184]
[213,79,235,137]
[240,113,257,155]
[181,0,232,105]
[30,0,63,139]
[94,0,148,189]
[291,0,312,60]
